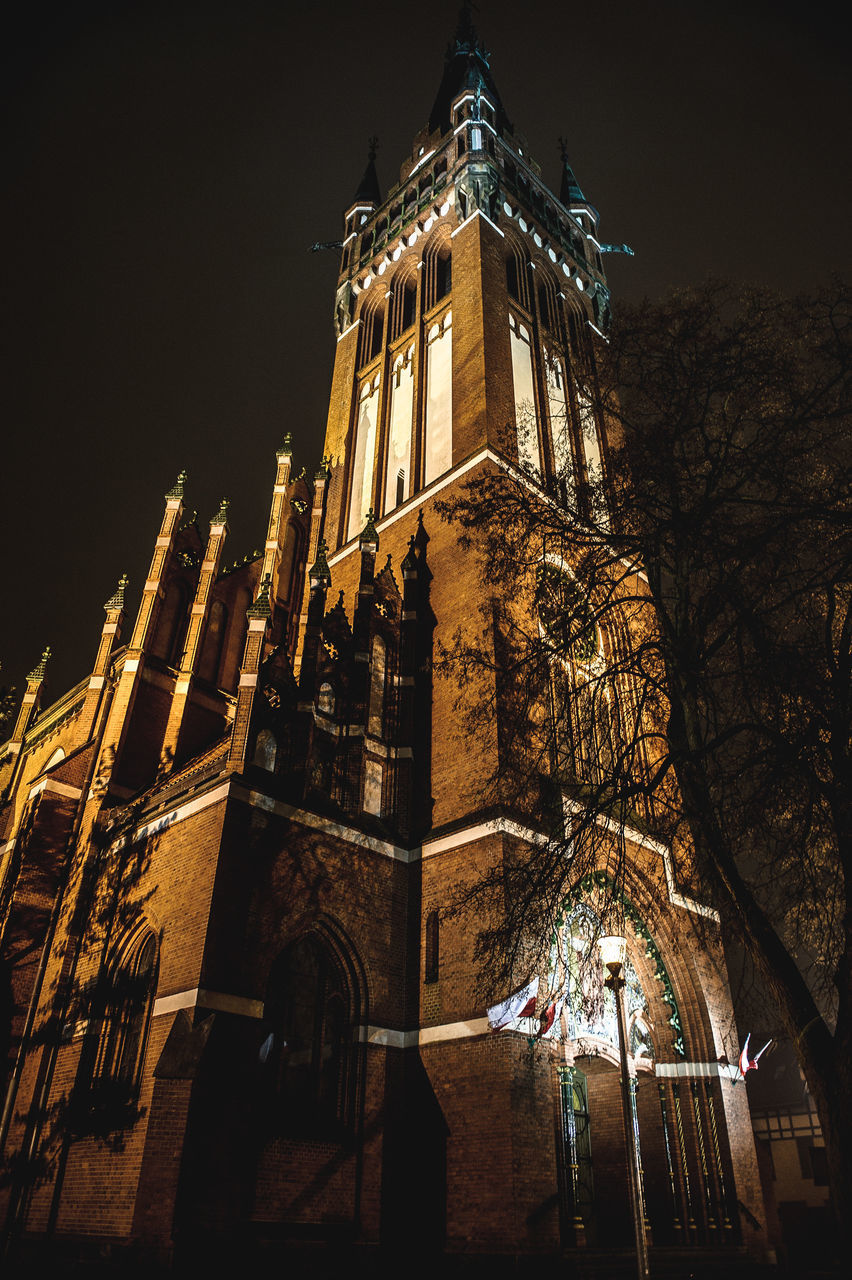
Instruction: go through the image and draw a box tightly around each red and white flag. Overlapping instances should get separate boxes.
[487,977,539,1032]
[535,998,559,1039]
[738,1032,771,1078]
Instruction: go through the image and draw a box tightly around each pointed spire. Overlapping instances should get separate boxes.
[277,432,293,460]
[359,508,379,550]
[247,574,273,620]
[429,5,510,135]
[351,137,381,208]
[559,137,587,206]
[27,646,51,682]
[210,498,230,528]
[309,539,332,588]
[165,469,187,500]
[104,574,129,611]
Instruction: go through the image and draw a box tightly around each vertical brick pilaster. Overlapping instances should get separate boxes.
[75,577,128,746]
[161,501,229,765]
[293,464,330,679]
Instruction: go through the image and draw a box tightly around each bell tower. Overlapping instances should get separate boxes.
[320,11,611,564]
[307,6,613,837]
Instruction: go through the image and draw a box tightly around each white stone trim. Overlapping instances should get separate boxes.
[661,849,720,921]
[421,816,545,859]
[656,1061,739,1082]
[153,987,264,1019]
[134,781,231,845]
[359,1025,416,1049]
[358,1016,491,1049]
[233,787,411,862]
[419,1016,490,1045]
[451,209,504,239]
[28,779,82,801]
[562,795,720,921]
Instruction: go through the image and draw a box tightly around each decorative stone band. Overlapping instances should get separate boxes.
[656,1060,740,1082]
[359,1018,490,1048]
[128,778,718,934]
[153,987,264,1020]
[27,778,83,801]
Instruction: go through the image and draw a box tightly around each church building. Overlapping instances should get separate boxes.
[0,12,771,1272]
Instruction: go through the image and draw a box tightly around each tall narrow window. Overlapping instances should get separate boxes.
[80,930,159,1132]
[368,635,386,736]
[577,384,608,526]
[264,935,355,1136]
[537,565,614,786]
[424,312,453,484]
[348,375,380,540]
[253,728,277,771]
[545,350,573,501]
[425,910,440,984]
[385,344,414,513]
[509,314,540,474]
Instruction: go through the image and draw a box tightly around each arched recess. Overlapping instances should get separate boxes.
[422,234,452,312]
[152,580,189,666]
[389,260,418,342]
[504,236,532,314]
[549,872,685,1062]
[71,924,160,1135]
[259,920,367,1140]
[198,600,228,685]
[356,290,386,370]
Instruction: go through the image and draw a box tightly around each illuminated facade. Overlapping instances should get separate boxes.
[0,14,771,1270]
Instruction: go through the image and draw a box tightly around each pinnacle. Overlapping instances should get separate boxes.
[359,508,380,549]
[351,138,381,209]
[211,498,230,527]
[247,574,273,620]
[103,574,129,611]
[27,646,52,682]
[309,538,333,588]
[165,470,187,500]
[559,137,587,206]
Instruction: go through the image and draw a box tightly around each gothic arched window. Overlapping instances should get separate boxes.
[78,929,159,1132]
[263,934,356,1136]
[537,564,614,786]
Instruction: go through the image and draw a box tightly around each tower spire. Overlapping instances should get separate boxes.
[428,4,510,135]
[350,136,381,209]
[559,136,587,206]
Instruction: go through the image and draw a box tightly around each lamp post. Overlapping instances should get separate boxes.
[599,934,650,1280]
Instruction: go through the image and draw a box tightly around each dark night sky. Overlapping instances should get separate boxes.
[1,0,849,703]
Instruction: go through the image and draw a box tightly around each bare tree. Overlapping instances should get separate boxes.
[437,282,852,1224]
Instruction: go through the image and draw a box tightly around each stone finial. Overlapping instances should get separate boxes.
[309,539,332,589]
[27,646,52,682]
[166,470,188,500]
[247,574,273,620]
[103,574,129,611]
[210,498,230,528]
[314,456,332,483]
[359,508,379,550]
[277,433,293,460]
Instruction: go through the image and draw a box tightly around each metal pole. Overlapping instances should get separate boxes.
[610,972,650,1280]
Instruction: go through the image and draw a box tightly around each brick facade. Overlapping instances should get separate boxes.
[0,16,771,1272]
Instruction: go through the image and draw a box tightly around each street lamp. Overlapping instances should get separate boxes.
[599,935,650,1280]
